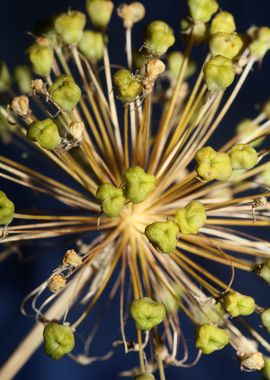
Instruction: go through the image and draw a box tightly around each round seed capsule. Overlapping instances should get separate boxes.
[167,51,196,80]
[86,0,114,29]
[187,0,218,23]
[43,322,75,360]
[209,33,243,59]
[195,146,232,181]
[96,183,126,217]
[144,20,175,56]
[27,43,54,77]
[145,220,179,254]
[224,291,255,317]
[261,308,270,333]
[78,30,104,62]
[63,249,82,267]
[203,55,235,92]
[113,69,143,103]
[175,200,207,235]
[123,166,156,204]
[229,144,258,170]
[27,118,61,151]
[117,2,145,29]
[54,11,86,45]
[195,324,230,354]
[0,61,11,92]
[14,65,32,94]
[48,75,81,113]
[0,191,14,225]
[262,357,270,379]
[130,297,166,331]
[259,260,270,284]
[210,11,236,35]
[249,27,270,60]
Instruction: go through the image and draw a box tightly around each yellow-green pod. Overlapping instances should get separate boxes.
[187,0,218,23]
[195,146,232,181]
[123,166,156,203]
[48,75,81,112]
[78,30,104,62]
[175,200,206,235]
[43,322,75,360]
[54,11,86,45]
[113,69,143,103]
[145,220,179,254]
[195,324,230,354]
[0,191,14,225]
[27,43,54,77]
[167,51,196,80]
[262,357,270,379]
[229,144,258,170]
[203,55,235,92]
[0,61,11,92]
[210,11,236,35]
[144,20,175,56]
[14,65,32,94]
[27,118,61,150]
[130,297,166,331]
[209,33,243,59]
[224,291,255,317]
[86,0,114,29]
[96,183,125,217]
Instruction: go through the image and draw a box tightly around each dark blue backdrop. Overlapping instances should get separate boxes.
[0,1,270,379]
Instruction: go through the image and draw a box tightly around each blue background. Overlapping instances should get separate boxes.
[0,0,270,379]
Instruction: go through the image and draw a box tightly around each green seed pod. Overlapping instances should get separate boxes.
[0,61,11,92]
[43,322,75,360]
[167,51,196,80]
[249,27,270,60]
[262,357,270,379]
[209,33,243,59]
[135,374,155,380]
[130,297,166,331]
[27,43,54,77]
[113,69,142,103]
[261,308,270,333]
[123,166,156,203]
[96,183,125,217]
[78,30,104,62]
[14,65,32,94]
[86,0,114,29]
[0,191,15,225]
[181,17,208,43]
[236,119,265,148]
[187,0,218,23]
[48,75,81,112]
[145,220,179,254]
[133,48,149,73]
[144,20,175,56]
[210,11,236,35]
[175,200,207,235]
[159,283,183,314]
[195,324,230,355]
[195,146,232,181]
[203,55,235,92]
[27,118,61,150]
[229,144,258,170]
[54,11,86,45]
[224,291,255,317]
[259,260,270,284]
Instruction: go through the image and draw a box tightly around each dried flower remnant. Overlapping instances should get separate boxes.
[0,1,270,379]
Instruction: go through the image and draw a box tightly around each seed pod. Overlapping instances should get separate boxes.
[86,0,114,29]
[144,20,175,56]
[145,220,179,254]
[0,191,14,225]
[195,324,230,354]
[130,297,166,331]
[78,30,104,62]
[175,200,207,235]
[96,183,125,217]
[249,27,270,60]
[236,119,265,148]
[123,166,156,204]
[261,309,270,333]
[240,352,265,371]
[27,43,54,77]
[209,33,243,59]
[54,11,86,45]
[63,249,82,267]
[181,18,208,43]
[224,291,255,317]
[210,11,236,35]
[43,322,75,360]
[203,55,235,92]
[167,51,196,80]
[113,69,142,103]
[48,273,66,292]
[27,118,61,150]
[0,61,11,92]
[117,2,145,29]
[259,260,270,284]
[135,374,155,380]
[159,283,183,314]
[14,65,32,94]
[193,302,225,325]
[48,75,81,112]
[262,357,270,379]
[187,0,218,23]
[229,144,258,170]
[195,146,232,181]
